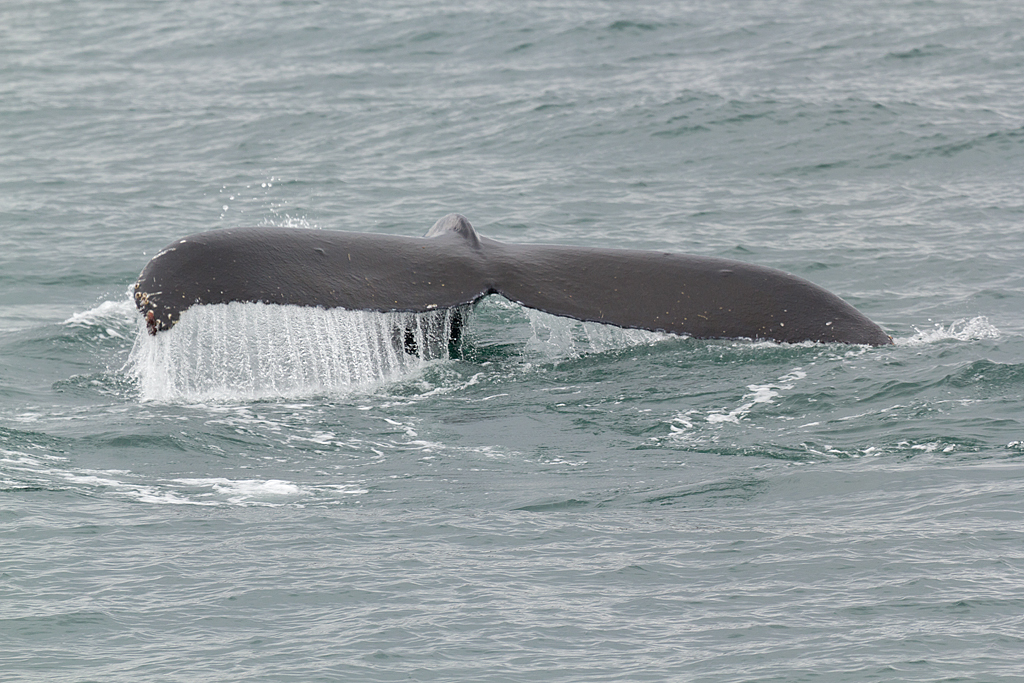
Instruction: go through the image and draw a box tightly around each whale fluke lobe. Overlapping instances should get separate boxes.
[134,216,892,346]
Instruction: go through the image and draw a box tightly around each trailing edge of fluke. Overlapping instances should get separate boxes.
[133,213,892,346]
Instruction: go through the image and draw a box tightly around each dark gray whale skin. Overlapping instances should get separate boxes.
[134,214,892,346]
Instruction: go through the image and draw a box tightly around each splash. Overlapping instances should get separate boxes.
[128,302,464,402]
[902,316,999,346]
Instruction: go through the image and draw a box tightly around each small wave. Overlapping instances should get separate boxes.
[900,316,999,346]
[515,498,590,512]
[944,359,1024,392]
[0,448,367,505]
[60,299,139,354]
[607,20,661,32]
[885,44,952,60]
[169,477,366,506]
[706,368,806,425]
[62,299,136,328]
[652,368,807,440]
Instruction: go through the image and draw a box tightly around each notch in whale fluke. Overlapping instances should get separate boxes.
[133,214,892,346]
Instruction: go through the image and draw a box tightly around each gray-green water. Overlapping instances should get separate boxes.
[2,1,1023,681]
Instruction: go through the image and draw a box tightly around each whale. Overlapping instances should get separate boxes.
[133,213,892,346]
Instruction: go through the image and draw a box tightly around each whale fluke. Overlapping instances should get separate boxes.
[134,214,892,346]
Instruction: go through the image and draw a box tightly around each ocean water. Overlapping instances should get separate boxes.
[2,1,1023,681]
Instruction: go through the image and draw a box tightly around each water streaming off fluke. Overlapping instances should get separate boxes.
[129,302,465,402]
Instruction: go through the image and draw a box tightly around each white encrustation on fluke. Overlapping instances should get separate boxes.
[134,214,892,346]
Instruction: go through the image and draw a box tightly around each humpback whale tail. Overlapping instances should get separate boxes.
[134,214,891,347]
